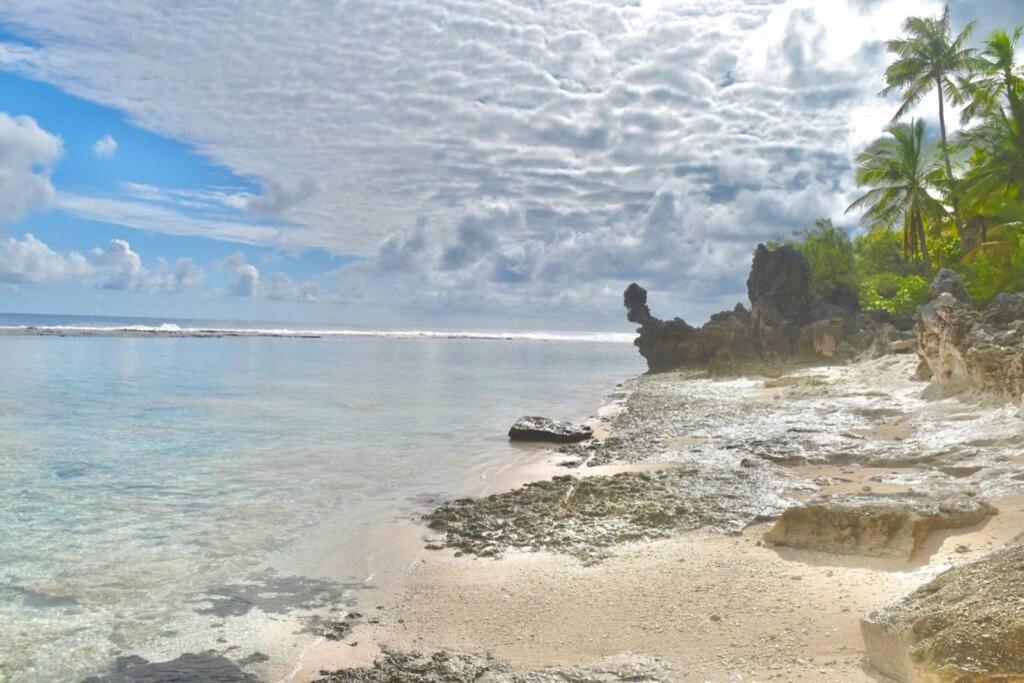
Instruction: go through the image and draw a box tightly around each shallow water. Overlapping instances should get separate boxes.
[0,331,640,682]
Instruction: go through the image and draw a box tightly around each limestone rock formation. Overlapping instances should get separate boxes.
[764,493,996,559]
[915,271,1024,402]
[625,244,882,372]
[508,417,593,443]
[862,544,1024,682]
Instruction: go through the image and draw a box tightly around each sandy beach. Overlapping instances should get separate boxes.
[283,354,1024,682]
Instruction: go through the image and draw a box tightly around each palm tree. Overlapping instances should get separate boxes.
[960,27,1024,133]
[880,6,977,240]
[958,28,1024,224]
[846,120,947,275]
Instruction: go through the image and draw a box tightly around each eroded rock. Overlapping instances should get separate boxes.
[862,544,1024,682]
[764,493,996,559]
[625,244,882,373]
[915,271,1024,402]
[314,648,672,682]
[508,417,592,443]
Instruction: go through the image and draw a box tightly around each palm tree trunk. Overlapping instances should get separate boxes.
[936,78,965,243]
[915,208,932,276]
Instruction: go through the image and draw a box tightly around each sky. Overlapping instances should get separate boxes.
[0,0,1022,330]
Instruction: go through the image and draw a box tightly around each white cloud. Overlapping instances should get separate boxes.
[0,233,90,283]
[222,251,260,297]
[93,133,117,158]
[1,0,1019,321]
[90,238,204,292]
[0,233,203,293]
[57,192,283,246]
[0,113,62,225]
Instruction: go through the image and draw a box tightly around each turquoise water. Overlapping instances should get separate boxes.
[0,331,640,682]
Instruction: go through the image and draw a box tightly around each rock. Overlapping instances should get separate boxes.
[764,493,996,559]
[624,282,653,325]
[624,245,883,372]
[747,244,810,318]
[862,545,1024,682]
[508,417,592,443]
[915,273,1024,402]
[928,268,971,303]
[315,648,673,682]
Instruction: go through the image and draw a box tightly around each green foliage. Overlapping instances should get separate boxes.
[965,235,1024,305]
[789,219,858,302]
[846,119,946,274]
[854,231,913,278]
[859,273,930,316]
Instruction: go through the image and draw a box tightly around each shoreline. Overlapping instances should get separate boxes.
[291,355,1024,682]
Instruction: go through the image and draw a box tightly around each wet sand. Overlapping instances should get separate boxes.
[291,355,1024,682]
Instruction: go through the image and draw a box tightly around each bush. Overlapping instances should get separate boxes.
[790,220,858,302]
[854,231,913,278]
[966,250,1024,306]
[859,273,930,316]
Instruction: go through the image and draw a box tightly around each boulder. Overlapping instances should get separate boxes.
[747,244,810,317]
[764,493,996,559]
[862,544,1024,682]
[915,271,1024,402]
[508,417,593,443]
[928,267,971,303]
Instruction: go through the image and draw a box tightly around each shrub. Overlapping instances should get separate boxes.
[854,231,913,278]
[790,220,859,302]
[859,273,930,316]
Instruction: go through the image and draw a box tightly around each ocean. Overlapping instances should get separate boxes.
[0,314,642,682]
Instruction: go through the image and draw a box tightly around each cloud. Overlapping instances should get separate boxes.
[93,133,117,158]
[222,251,260,297]
[2,0,1021,322]
[56,192,282,246]
[0,233,90,283]
[0,113,62,225]
[90,238,204,292]
[219,251,320,301]
[0,233,203,292]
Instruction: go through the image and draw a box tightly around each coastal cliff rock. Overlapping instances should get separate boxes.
[915,270,1024,402]
[508,417,592,443]
[625,244,882,372]
[764,493,996,559]
[862,544,1024,682]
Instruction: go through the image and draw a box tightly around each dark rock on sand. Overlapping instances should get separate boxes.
[915,270,1024,402]
[862,544,1024,682]
[314,647,671,682]
[508,417,592,443]
[424,464,796,564]
[625,244,883,373]
[764,492,996,559]
[81,653,260,683]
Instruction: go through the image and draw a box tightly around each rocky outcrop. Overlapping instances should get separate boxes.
[764,493,996,559]
[862,544,1024,682]
[315,648,673,682]
[508,417,592,443]
[625,244,884,372]
[915,271,1024,402]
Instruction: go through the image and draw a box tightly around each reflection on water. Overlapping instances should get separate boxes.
[0,335,639,682]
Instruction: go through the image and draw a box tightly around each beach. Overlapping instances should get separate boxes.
[294,354,1024,682]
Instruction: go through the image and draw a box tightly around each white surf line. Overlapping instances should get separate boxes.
[478,462,514,496]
